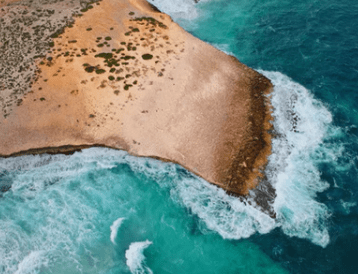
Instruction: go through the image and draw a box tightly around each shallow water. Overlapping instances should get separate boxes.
[1,0,358,273]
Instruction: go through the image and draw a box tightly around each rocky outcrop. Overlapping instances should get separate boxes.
[0,0,272,195]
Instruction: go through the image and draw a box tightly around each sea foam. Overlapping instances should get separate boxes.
[147,0,199,20]
[261,70,334,247]
[125,240,153,274]
[110,218,125,244]
[14,250,49,274]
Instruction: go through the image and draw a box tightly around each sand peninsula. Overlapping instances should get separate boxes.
[0,0,273,196]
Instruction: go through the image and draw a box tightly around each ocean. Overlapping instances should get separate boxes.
[1,0,357,273]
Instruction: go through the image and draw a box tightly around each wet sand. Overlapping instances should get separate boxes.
[0,0,273,195]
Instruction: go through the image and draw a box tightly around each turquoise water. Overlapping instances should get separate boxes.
[1,0,358,273]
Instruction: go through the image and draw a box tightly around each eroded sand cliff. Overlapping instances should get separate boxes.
[0,0,273,195]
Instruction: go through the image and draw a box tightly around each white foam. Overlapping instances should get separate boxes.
[14,251,49,274]
[170,176,276,239]
[110,218,125,244]
[147,0,199,20]
[341,201,356,214]
[261,70,333,247]
[0,151,113,273]
[125,240,153,274]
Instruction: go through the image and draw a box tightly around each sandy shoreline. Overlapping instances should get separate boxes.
[0,0,273,195]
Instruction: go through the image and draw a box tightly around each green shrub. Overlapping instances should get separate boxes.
[124,84,132,90]
[85,66,95,73]
[95,69,106,74]
[142,54,153,60]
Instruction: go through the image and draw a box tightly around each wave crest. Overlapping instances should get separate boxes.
[125,240,153,274]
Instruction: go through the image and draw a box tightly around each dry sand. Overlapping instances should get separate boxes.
[0,0,273,195]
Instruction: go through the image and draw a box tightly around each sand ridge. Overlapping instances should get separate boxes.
[0,0,273,195]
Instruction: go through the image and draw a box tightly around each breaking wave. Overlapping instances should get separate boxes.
[125,240,153,274]
[261,70,336,247]
[110,218,125,244]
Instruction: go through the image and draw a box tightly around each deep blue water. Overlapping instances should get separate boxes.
[1,0,357,273]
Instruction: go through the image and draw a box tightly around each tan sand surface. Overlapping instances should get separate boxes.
[0,0,273,195]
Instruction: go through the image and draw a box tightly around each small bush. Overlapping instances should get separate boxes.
[142,54,153,60]
[95,69,106,74]
[124,84,132,90]
[85,66,95,73]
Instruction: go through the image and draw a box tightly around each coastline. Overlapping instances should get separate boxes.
[0,0,273,196]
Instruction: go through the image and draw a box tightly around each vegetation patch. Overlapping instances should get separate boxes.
[124,84,133,90]
[50,27,65,38]
[121,55,133,60]
[95,69,106,74]
[95,52,119,66]
[142,54,153,60]
[85,66,96,73]
[95,53,113,59]
[132,17,167,29]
